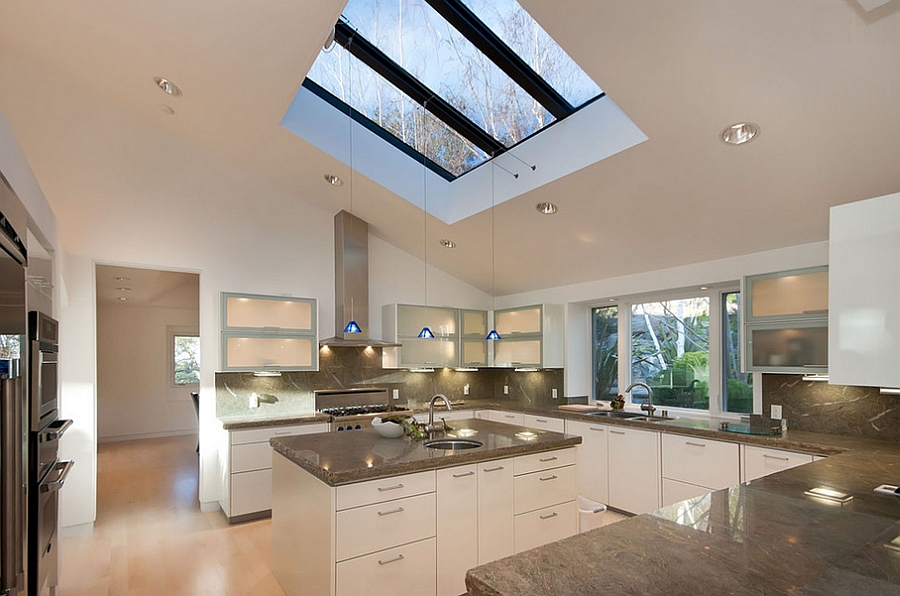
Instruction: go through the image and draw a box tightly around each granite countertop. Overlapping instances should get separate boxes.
[269,418,581,486]
[218,412,330,430]
[465,440,900,596]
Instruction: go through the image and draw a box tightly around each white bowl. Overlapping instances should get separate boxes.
[371,417,405,439]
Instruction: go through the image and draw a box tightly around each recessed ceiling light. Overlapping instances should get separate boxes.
[439,239,456,249]
[114,276,131,281]
[154,77,182,97]
[721,122,759,145]
[700,286,709,290]
[536,202,558,215]
[117,296,127,302]
[324,174,343,186]
[608,298,617,302]
[159,104,175,115]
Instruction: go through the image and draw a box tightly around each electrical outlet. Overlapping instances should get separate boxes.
[771,404,783,419]
[392,389,399,400]
[552,388,558,399]
[463,384,469,395]
[249,392,259,409]
[503,385,509,395]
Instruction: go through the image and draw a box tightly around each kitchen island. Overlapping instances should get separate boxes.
[465,442,900,596]
[270,418,581,596]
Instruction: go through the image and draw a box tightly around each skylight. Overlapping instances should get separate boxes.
[303,0,604,179]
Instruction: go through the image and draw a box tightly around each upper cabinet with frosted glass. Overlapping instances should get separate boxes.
[460,309,489,367]
[492,304,564,368]
[741,267,828,373]
[829,192,900,388]
[382,304,460,369]
[220,293,318,371]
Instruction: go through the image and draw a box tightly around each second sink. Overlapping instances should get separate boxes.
[424,438,483,450]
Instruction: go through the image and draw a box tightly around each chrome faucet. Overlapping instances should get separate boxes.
[427,394,452,433]
[624,382,656,417]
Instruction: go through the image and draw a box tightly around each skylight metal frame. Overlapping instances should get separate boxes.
[310,0,603,179]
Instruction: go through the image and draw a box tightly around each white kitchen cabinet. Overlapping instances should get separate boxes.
[607,426,661,514]
[513,501,578,553]
[412,410,473,425]
[565,419,609,505]
[511,448,577,554]
[492,304,564,368]
[742,267,828,374]
[461,309,489,367]
[488,410,524,426]
[742,445,813,482]
[660,434,739,507]
[662,478,712,505]
[523,413,566,432]
[336,538,436,596]
[477,459,514,564]
[829,191,900,388]
[221,292,318,371]
[436,465,478,596]
[222,422,328,522]
[383,304,460,368]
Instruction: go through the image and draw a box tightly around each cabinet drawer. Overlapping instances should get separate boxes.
[231,423,327,446]
[489,411,525,426]
[337,470,436,511]
[743,446,813,482]
[231,442,273,473]
[514,447,576,476]
[523,414,565,433]
[514,501,577,553]
[336,537,436,596]
[662,478,712,507]
[662,434,739,489]
[336,493,436,562]
[231,468,272,517]
[513,464,577,515]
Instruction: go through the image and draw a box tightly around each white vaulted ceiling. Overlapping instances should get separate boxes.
[1,0,899,296]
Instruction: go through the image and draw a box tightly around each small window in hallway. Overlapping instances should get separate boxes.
[173,334,200,385]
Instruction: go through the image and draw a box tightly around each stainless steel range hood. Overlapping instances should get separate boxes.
[319,210,400,348]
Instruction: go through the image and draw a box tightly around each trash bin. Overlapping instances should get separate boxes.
[578,496,607,533]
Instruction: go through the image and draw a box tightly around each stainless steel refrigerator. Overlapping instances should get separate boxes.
[0,170,30,595]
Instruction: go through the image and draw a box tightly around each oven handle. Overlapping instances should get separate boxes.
[44,419,73,441]
[39,460,75,494]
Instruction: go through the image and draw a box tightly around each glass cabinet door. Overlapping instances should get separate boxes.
[745,321,828,373]
[222,333,316,370]
[398,337,458,368]
[495,306,542,336]
[493,339,542,367]
[461,339,487,367]
[396,305,458,338]
[745,267,828,322]
[223,293,315,332]
[461,309,487,337]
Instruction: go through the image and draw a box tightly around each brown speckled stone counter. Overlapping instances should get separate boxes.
[465,440,900,596]
[218,412,330,430]
[270,418,580,486]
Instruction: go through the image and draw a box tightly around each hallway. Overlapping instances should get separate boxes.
[58,435,285,595]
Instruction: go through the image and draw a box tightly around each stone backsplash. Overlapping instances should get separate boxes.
[216,346,564,417]
[762,374,900,442]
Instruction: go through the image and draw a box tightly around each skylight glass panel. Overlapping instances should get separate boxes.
[307,46,489,176]
[459,0,602,108]
[339,0,554,147]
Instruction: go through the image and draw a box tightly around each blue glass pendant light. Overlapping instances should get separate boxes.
[486,329,500,341]
[343,319,361,334]
[418,119,434,339]
[486,160,501,341]
[418,326,435,339]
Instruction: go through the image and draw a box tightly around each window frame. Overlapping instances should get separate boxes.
[169,326,200,388]
[592,284,752,419]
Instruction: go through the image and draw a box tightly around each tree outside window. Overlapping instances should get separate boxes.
[592,306,618,400]
[723,292,752,413]
[173,335,200,385]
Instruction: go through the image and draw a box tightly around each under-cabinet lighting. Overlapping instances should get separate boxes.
[455,367,478,372]
[802,374,829,382]
[409,367,435,373]
[514,367,540,372]
[880,388,900,396]
[253,371,283,377]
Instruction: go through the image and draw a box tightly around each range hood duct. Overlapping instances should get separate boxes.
[320,210,400,347]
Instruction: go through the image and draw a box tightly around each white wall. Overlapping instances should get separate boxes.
[97,300,199,441]
[496,241,830,398]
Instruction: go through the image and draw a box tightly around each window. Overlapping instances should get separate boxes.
[173,334,200,386]
[631,297,710,411]
[304,0,604,178]
[592,306,618,400]
[593,288,751,415]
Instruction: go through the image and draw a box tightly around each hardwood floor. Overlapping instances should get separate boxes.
[58,435,286,596]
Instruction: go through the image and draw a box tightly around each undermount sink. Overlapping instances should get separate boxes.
[423,438,483,450]
[587,411,676,422]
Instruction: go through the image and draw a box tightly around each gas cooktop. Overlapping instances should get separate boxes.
[319,404,408,417]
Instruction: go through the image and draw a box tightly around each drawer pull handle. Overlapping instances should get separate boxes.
[377,507,405,517]
[763,454,790,461]
[453,471,475,478]
[504,414,516,419]
[539,475,558,482]
[589,427,605,432]
[539,456,558,462]
[378,554,405,566]
[377,483,405,492]
[610,430,626,435]
[535,419,549,423]
[685,441,706,448]
[274,430,292,435]
[540,512,559,520]
[483,466,505,473]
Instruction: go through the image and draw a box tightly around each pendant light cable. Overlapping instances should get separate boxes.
[343,37,362,334]
[418,100,434,339]
[487,157,501,341]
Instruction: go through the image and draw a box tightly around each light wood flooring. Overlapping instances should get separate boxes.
[57,435,629,596]
[58,435,286,596]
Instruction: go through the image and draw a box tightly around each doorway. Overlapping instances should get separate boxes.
[95,264,200,442]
